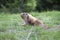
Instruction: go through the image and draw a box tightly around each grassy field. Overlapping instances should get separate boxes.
[0,11,60,40]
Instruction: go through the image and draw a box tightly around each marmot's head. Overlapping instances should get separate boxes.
[21,12,29,19]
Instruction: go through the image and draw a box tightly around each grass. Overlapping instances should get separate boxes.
[0,11,60,40]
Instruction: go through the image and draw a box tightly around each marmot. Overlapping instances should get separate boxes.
[21,12,44,27]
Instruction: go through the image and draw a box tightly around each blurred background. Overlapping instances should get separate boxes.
[0,0,59,13]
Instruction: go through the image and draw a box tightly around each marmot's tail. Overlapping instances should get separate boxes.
[44,24,60,31]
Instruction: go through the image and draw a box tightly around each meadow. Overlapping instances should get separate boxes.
[0,11,60,40]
